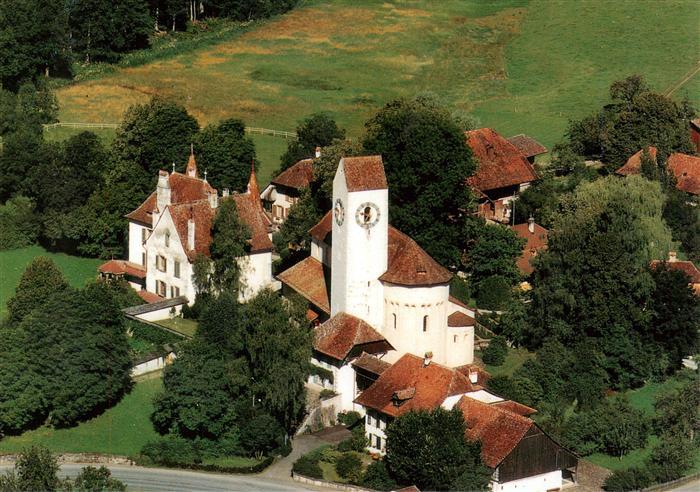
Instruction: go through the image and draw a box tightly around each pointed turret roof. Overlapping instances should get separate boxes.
[186,144,198,178]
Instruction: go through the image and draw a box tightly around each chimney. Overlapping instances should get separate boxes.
[468,370,479,385]
[315,146,321,159]
[423,351,433,367]
[187,219,195,250]
[222,188,230,197]
[157,171,171,212]
[528,216,535,234]
[668,251,677,263]
[208,191,218,209]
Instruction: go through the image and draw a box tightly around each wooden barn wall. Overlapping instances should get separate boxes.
[498,426,578,483]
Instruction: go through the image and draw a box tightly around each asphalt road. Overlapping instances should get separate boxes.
[668,478,700,492]
[0,463,325,492]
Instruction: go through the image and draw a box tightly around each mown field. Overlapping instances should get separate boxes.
[54,0,699,155]
[0,376,162,457]
[0,246,103,317]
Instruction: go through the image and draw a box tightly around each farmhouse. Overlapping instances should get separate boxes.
[353,353,578,491]
[651,252,700,295]
[260,150,317,225]
[507,134,548,164]
[510,217,549,276]
[99,150,274,304]
[616,147,700,196]
[466,128,539,223]
[278,155,477,412]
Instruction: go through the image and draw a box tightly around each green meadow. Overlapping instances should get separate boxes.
[54,0,698,153]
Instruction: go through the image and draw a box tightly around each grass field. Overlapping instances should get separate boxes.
[0,246,103,318]
[0,376,162,457]
[54,0,699,153]
[483,347,534,377]
[154,317,199,337]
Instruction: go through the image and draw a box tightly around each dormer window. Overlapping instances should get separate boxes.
[391,387,416,407]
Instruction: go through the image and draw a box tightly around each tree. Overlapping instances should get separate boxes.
[647,435,692,483]
[195,118,256,192]
[0,125,51,202]
[566,75,695,167]
[279,113,345,171]
[113,97,199,177]
[239,412,284,459]
[654,376,700,443]
[363,95,476,268]
[272,187,323,270]
[481,336,508,366]
[385,407,489,491]
[69,465,126,491]
[0,0,71,90]
[647,264,700,369]
[360,461,398,491]
[663,189,700,263]
[463,221,524,285]
[243,290,312,431]
[14,446,59,492]
[7,256,68,324]
[335,452,363,483]
[209,199,250,294]
[0,196,39,250]
[527,176,673,388]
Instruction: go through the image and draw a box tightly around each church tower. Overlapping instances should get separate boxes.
[331,156,388,329]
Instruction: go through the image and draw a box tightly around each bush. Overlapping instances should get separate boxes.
[337,410,362,428]
[337,426,369,453]
[140,435,200,465]
[603,467,653,491]
[335,452,363,483]
[0,196,39,250]
[239,413,285,458]
[292,455,323,479]
[647,436,693,483]
[319,389,336,400]
[361,460,398,491]
[481,336,508,366]
[71,465,126,491]
[475,275,512,310]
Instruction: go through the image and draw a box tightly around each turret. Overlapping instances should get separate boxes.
[157,170,171,212]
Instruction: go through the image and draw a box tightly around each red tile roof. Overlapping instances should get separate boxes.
[230,190,274,253]
[615,146,658,176]
[448,311,475,327]
[137,290,163,304]
[354,353,480,418]
[314,313,392,361]
[272,158,314,190]
[456,396,533,468]
[126,172,217,225]
[510,222,549,275]
[98,260,146,278]
[306,214,451,286]
[492,399,537,417]
[507,134,547,158]
[650,259,700,284]
[466,128,538,192]
[343,156,388,192]
[667,153,700,195]
[449,295,469,309]
[352,352,392,376]
[277,256,330,314]
[380,227,452,286]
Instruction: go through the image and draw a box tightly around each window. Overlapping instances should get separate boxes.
[141,252,146,266]
[392,313,397,329]
[165,231,170,247]
[454,335,458,343]
[423,315,428,332]
[272,205,283,220]
[156,280,166,297]
[170,286,180,298]
[374,435,382,449]
[156,255,167,272]
[141,228,149,244]
[174,261,181,278]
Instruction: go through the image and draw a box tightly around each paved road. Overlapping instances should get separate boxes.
[668,478,700,492]
[0,463,328,492]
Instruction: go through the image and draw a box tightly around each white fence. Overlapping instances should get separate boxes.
[42,122,298,139]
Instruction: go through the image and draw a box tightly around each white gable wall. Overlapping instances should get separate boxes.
[128,221,150,266]
[493,470,562,492]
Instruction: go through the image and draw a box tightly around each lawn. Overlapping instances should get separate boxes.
[0,246,103,318]
[154,317,199,337]
[54,0,699,152]
[483,347,534,378]
[0,376,163,457]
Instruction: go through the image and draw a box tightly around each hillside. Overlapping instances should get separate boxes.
[56,0,699,151]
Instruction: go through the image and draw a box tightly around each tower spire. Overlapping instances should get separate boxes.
[186,144,198,178]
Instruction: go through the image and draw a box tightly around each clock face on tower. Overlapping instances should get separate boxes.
[355,202,381,229]
[334,198,345,226]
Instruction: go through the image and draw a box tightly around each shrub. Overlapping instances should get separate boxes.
[319,389,336,400]
[337,426,369,453]
[0,196,39,250]
[71,465,126,491]
[292,455,323,479]
[239,413,285,458]
[335,452,363,483]
[475,275,512,310]
[647,436,693,483]
[361,460,398,491]
[603,467,653,491]
[337,410,362,428]
[140,435,200,465]
[481,336,508,366]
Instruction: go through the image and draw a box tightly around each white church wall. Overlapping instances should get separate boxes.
[492,470,562,492]
[128,221,149,266]
[382,282,450,366]
[311,238,331,266]
[445,325,475,366]
[145,210,194,301]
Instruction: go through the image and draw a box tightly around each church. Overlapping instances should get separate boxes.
[277,155,477,412]
[99,150,275,305]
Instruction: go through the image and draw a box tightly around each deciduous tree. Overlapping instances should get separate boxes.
[279,113,345,171]
[195,118,256,192]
